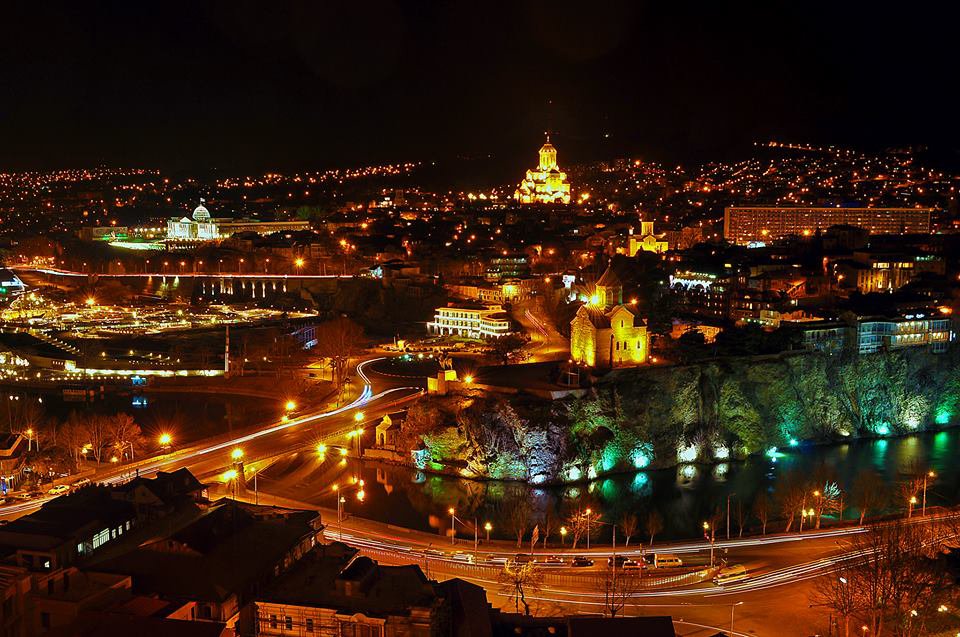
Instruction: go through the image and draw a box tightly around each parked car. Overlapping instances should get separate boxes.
[47,485,70,496]
[571,556,595,568]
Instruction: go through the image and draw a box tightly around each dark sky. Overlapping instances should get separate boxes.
[1,1,958,172]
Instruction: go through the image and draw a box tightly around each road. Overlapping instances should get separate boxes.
[513,298,568,363]
[0,358,422,521]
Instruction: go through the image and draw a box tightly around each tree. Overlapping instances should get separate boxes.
[497,560,544,616]
[620,513,639,547]
[602,564,643,618]
[82,414,110,465]
[851,471,885,525]
[489,334,528,365]
[777,471,809,533]
[565,508,600,550]
[107,413,145,461]
[645,510,664,547]
[508,501,531,549]
[752,494,771,535]
[811,520,954,637]
[314,315,365,392]
[810,561,862,637]
[58,416,88,469]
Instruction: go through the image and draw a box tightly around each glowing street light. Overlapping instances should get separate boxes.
[158,433,172,448]
[295,257,305,268]
[354,411,365,423]
[231,448,244,461]
[85,297,96,307]
[316,443,327,455]
[923,470,936,516]
[560,526,568,547]
[448,507,458,545]
[463,375,474,384]
[285,400,297,412]
[484,521,493,542]
[908,495,918,518]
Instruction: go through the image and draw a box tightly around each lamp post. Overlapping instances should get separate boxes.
[560,526,567,549]
[703,521,715,567]
[333,480,365,541]
[922,470,935,516]
[585,508,593,550]
[908,496,917,519]
[730,601,743,634]
[484,521,493,543]
[448,507,459,545]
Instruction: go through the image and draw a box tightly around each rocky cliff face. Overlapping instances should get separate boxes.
[396,347,960,484]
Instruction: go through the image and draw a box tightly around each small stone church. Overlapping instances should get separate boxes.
[570,264,650,368]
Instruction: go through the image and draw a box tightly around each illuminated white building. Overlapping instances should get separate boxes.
[514,135,572,204]
[427,304,513,339]
[167,200,310,242]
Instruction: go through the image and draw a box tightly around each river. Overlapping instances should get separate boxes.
[258,428,960,543]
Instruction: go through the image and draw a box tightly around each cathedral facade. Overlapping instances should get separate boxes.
[514,135,572,204]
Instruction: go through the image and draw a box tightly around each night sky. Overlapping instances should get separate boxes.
[1,1,958,172]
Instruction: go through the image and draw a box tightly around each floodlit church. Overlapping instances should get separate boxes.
[514,135,572,204]
[570,264,649,368]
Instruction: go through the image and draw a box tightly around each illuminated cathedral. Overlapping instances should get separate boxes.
[514,135,572,204]
[570,263,649,368]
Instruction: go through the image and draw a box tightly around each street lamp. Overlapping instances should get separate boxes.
[332,480,365,541]
[231,448,244,462]
[484,521,493,543]
[285,400,297,412]
[584,508,593,550]
[923,470,936,516]
[908,496,917,518]
[24,428,34,452]
[448,507,457,545]
[560,526,568,548]
[158,433,172,448]
[703,521,715,567]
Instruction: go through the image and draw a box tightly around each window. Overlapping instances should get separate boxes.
[306,618,314,633]
[285,616,293,630]
[270,615,278,629]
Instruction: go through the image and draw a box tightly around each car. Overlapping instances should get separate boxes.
[713,564,748,585]
[47,485,70,496]
[571,556,595,568]
[450,552,475,564]
[485,556,508,566]
[538,556,566,567]
[607,555,639,569]
[71,478,91,490]
[514,553,535,564]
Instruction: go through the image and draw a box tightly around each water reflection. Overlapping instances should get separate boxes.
[260,427,960,542]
